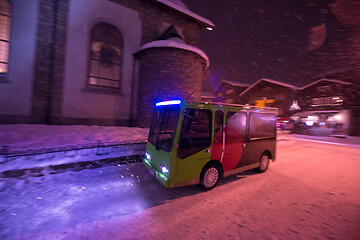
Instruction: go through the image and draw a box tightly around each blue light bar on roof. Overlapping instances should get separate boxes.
[156,100,181,106]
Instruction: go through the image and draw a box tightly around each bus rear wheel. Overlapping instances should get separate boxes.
[256,154,270,173]
[200,164,220,190]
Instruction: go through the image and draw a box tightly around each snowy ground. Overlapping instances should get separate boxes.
[0,138,359,239]
[0,124,358,174]
[0,124,149,151]
[1,125,358,153]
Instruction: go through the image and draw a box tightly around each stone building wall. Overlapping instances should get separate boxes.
[0,0,210,126]
[136,47,206,127]
[32,0,69,124]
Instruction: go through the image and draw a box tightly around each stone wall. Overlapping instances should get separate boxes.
[1,0,208,126]
[32,0,69,124]
[136,47,206,127]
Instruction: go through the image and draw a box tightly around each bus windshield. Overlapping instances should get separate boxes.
[148,105,180,152]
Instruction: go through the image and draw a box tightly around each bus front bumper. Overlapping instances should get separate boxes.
[143,158,170,187]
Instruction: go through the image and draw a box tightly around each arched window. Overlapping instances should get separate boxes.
[88,22,123,90]
[0,0,11,76]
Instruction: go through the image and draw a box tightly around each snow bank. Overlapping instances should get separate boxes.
[0,124,149,151]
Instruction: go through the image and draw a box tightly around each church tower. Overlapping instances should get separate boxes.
[135,25,210,127]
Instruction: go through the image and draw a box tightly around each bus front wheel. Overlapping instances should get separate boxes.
[200,164,220,190]
[256,153,270,173]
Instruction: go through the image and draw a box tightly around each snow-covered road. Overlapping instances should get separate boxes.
[1,139,359,240]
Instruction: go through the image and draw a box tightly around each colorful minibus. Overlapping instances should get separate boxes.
[143,100,277,190]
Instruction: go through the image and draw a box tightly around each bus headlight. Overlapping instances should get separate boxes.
[145,152,151,161]
[160,165,169,174]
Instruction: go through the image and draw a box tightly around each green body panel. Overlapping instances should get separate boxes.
[174,148,211,184]
[173,102,214,184]
[144,142,172,187]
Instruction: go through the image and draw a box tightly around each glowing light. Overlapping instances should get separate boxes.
[145,152,151,161]
[306,121,314,126]
[334,114,342,121]
[307,115,318,121]
[206,27,213,31]
[160,165,169,174]
[156,100,181,106]
[143,158,150,165]
[319,122,325,126]
[158,172,168,181]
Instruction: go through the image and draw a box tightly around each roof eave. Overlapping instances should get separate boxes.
[239,78,298,97]
[155,0,215,28]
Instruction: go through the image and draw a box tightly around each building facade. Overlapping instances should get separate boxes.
[239,78,299,117]
[0,0,213,126]
[213,80,250,104]
[303,68,360,136]
[237,77,359,136]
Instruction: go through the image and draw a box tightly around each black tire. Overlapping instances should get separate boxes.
[256,153,270,173]
[200,164,220,190]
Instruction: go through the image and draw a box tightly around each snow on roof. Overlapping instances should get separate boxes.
[156,0,215,27]
[221,80,251,87]
[139,37,210,68]
[240,78,299,96]
[299,78,353,90]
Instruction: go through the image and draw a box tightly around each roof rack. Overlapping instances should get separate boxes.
[186,100,278,111]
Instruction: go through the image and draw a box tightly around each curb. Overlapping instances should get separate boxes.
[0,141,147,173]
[292,137,360,147]
[0,155,144,179]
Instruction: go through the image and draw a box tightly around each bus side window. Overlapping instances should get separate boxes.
[226,111,246,143]
[214,111,223,144]
[178,109,212,159]
[249,113,276,139]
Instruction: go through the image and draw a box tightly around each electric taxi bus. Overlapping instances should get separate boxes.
[143,100,277,190]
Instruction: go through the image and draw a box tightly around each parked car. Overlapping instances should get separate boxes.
[276,118,291,130]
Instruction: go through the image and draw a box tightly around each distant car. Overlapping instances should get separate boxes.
[277,118,293,130]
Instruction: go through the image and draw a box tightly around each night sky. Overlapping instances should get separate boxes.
[183,0,360,90]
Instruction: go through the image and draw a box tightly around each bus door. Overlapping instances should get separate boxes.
[211,111,224,165]
[242,112,277,166]
[221,111,247,172]
[176,108,212,184]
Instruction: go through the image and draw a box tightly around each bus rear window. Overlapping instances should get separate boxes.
[148,105,180,152]
[249,113,276,139]
[178,109,212,159]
